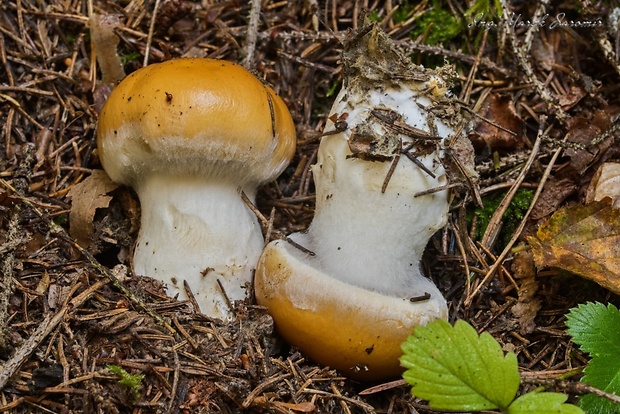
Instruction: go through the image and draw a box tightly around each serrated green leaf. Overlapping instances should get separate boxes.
[400,319,520,411]
[566,302,620,414]
[578,357,620,413]
[508,392,584,414]
[579,393,620,414]
[566,302,620,357]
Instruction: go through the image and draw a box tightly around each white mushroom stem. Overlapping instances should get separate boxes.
[289,76,453,300]
[133,175,263,318]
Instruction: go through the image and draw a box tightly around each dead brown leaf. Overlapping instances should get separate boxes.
[67,170,119,249]
[511,249,541,335]
[561,108,616,176]
[470,94,526,153]
[530,177,578,220]
[527,199,620,294]
[557,85,586,110]
[586,162,620,208]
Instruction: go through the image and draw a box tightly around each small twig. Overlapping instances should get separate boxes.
[451,220,472,298]
[588,116,620,148]
[359,379,406,395]
[521,376,620,404]
[461,29,488,103]
[500,0,567,122]
[404,152,436,178]
[381,139,402,193]
[409,293,431,303]
[285,238,316,256]
[143,0,161,66]
[301,388,376,412]
[413,183,461,198]
[242,0,261,69]
[595,34,620,78]
[330,382,353,414]
[265,207,276,244]
[182,280,201,314]
[523,0,550,51]
[172,317,198,350]
[480,119,547,250]
[165,349,181,414]
[460,104,518,136]
[240,190,269,227]
[466,145,562,306]
[216,278,234,313]
[398,40,515,77]
[276,49,336,73]
[0,279,106,390]
[242,373,292,408]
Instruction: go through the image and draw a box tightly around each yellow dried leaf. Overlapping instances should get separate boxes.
[67,170,119,248]
[527,200,620,294]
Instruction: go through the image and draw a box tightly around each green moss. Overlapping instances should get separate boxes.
[367,10,382,22]
[464,0,502,20]
[326,80,341,98]
[120,52,142,65]
[411,1,462,45]
[53,213,68,227]
[107,364,144,401]
[393,3,415,24]
[66,34,78,44]
[469,188,535,248]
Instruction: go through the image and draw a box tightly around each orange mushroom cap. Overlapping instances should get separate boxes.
[255,240,448,381]
[97,58,296,188]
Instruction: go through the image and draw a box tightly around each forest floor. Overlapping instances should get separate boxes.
[0,0,619,413]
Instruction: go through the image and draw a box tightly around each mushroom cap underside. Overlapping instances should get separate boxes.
[255,240,448,381]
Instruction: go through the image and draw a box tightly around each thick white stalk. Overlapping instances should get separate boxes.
[290,79,452,299]
[133,175,263,320]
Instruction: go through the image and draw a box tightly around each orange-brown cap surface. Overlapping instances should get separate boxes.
[97,58,296,187]
[255,240,448,381]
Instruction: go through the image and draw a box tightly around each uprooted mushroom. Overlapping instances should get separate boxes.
[255,24,472,381]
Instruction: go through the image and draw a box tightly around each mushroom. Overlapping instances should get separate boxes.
[255,25,467,380]
[97,58,296,320]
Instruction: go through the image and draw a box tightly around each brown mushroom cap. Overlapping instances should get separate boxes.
[255,240,448,381]
[97,58,296,188]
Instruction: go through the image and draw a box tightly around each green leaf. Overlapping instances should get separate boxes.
[566,302,620,356]
[400,319,520,411]
[508,392,584,414]
[577,357,620,413]
[566,302,620,413]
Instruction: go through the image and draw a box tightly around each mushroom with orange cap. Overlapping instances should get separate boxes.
[255,25,470,381]
[97,58,296,320]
